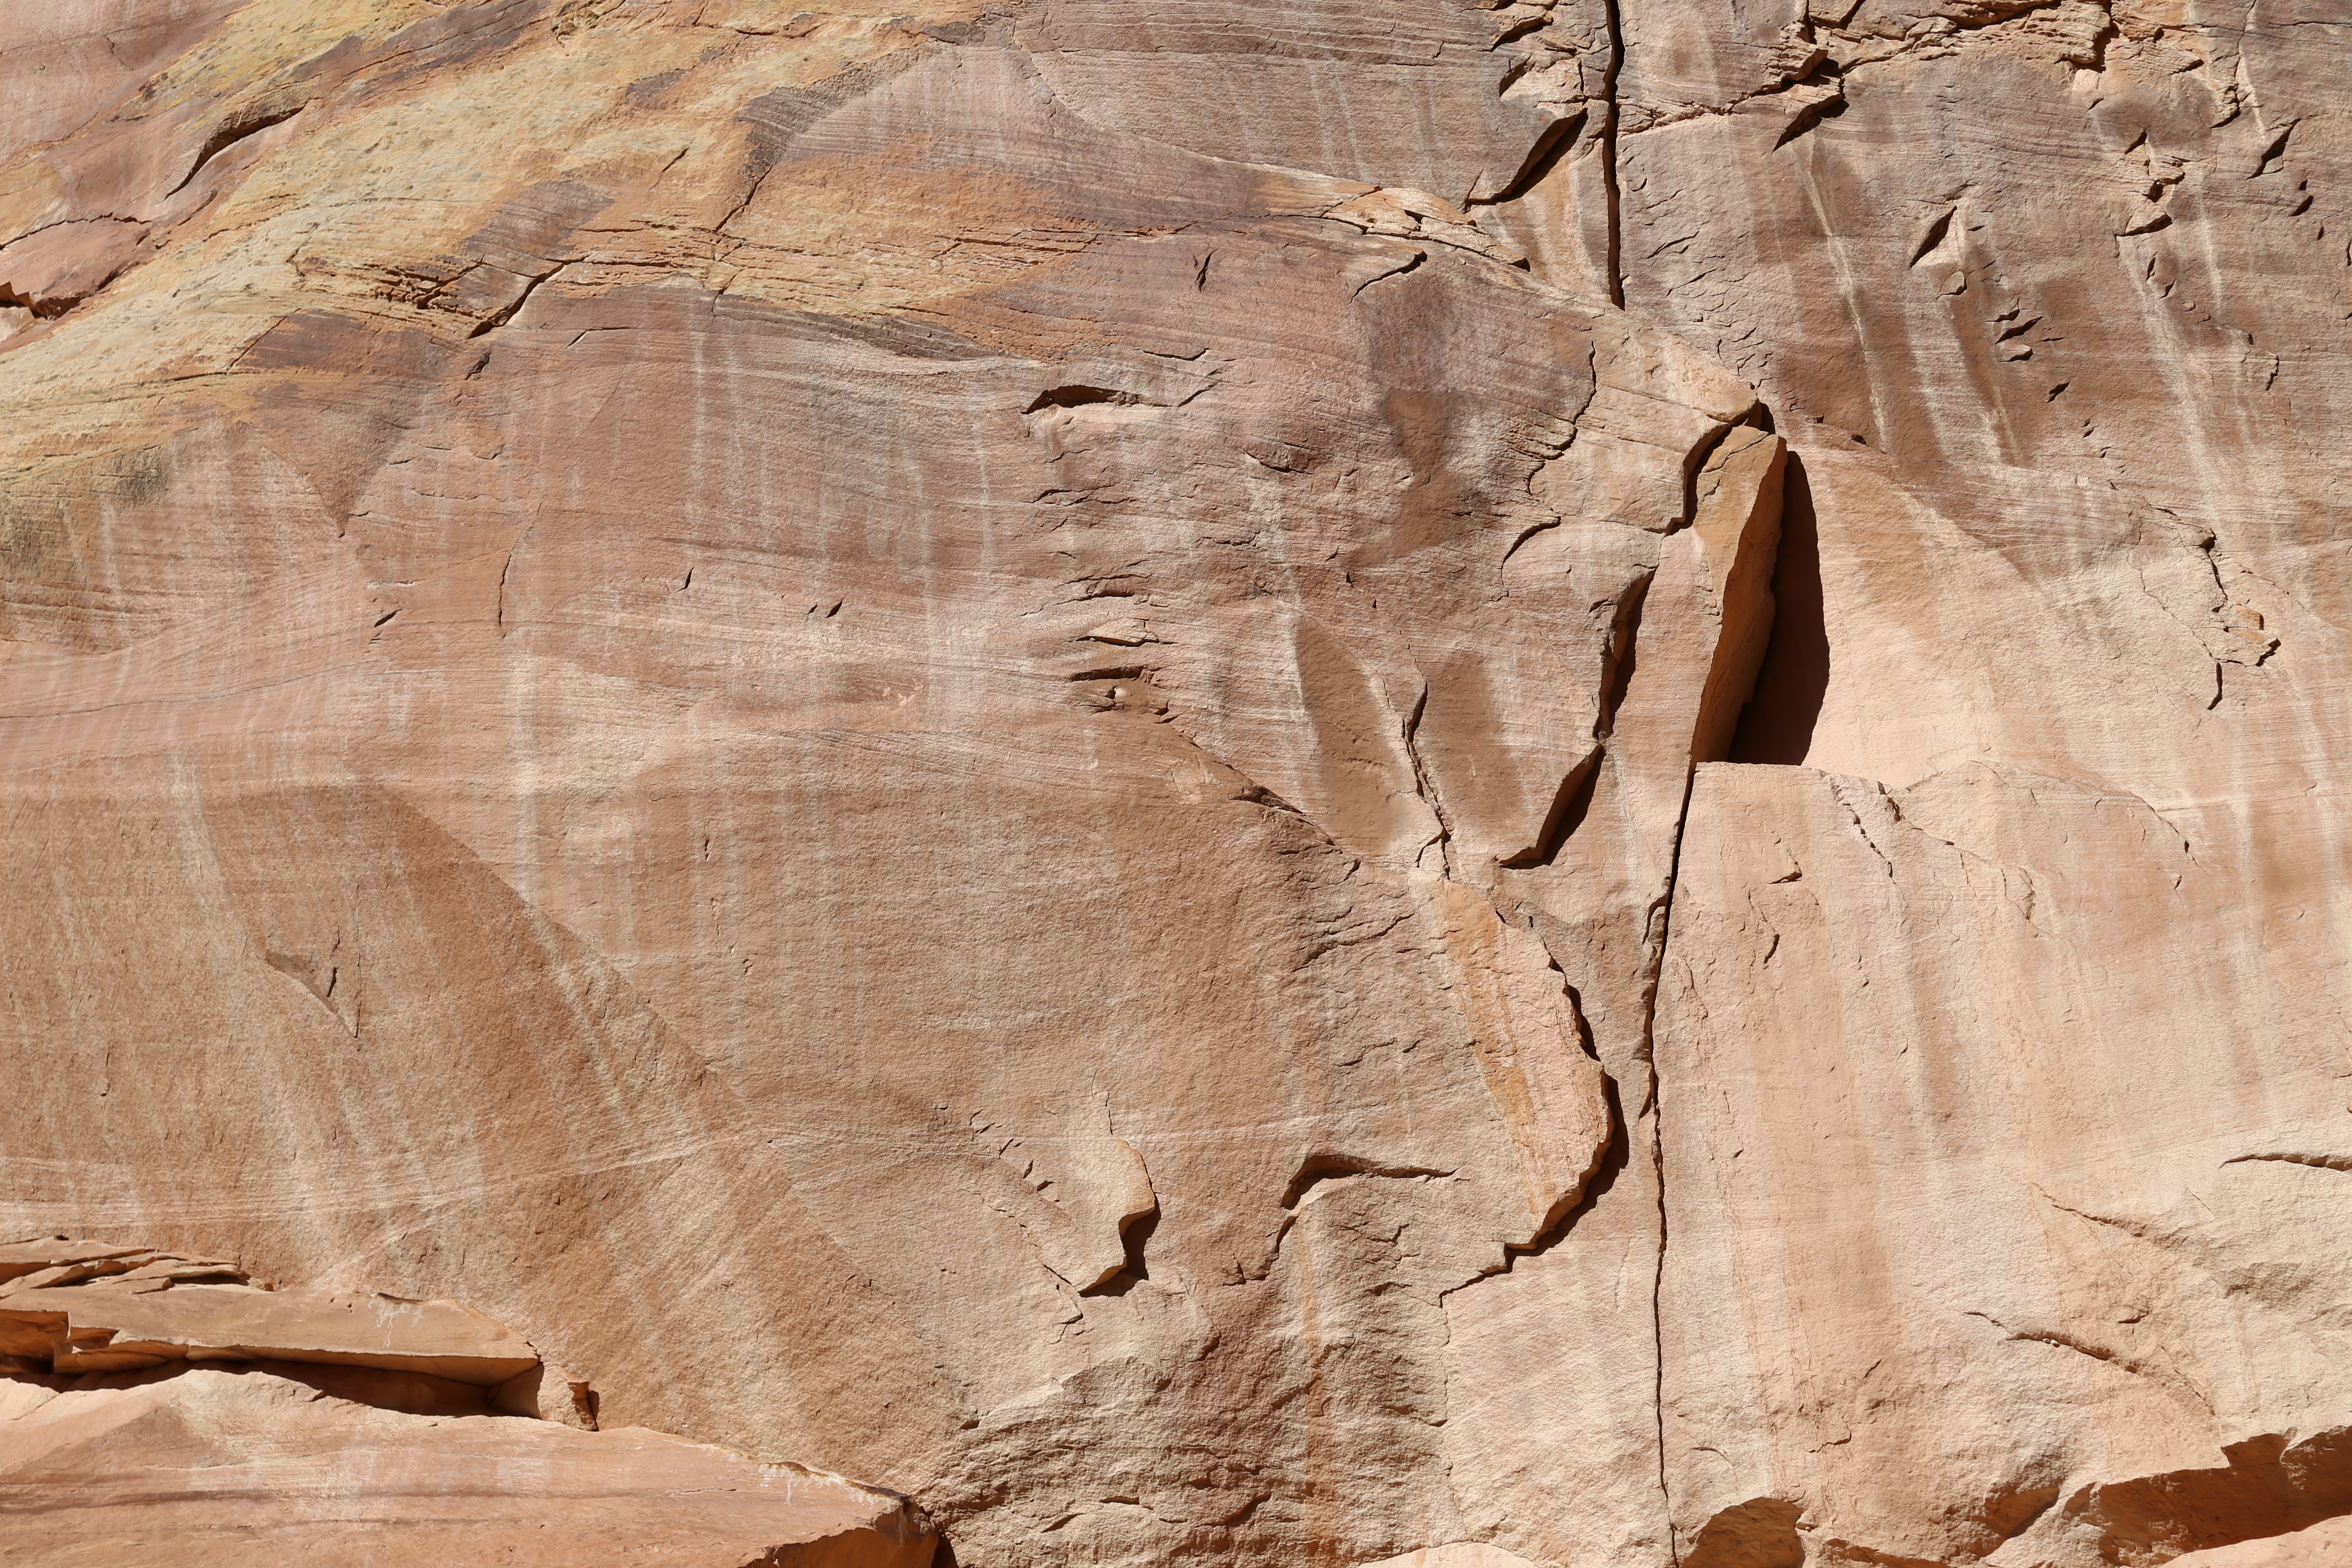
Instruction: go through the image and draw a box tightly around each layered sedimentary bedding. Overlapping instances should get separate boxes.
[0,1236,937,1565]
[1,0,2346,1564]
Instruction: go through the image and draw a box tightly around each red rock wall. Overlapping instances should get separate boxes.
[3,2,2347,1565]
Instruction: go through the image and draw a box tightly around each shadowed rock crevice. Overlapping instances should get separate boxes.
[1683,1497,1804,1568]
[1080,1208,1159,1299]
[1280,1157,1458,1212]
[1770,83,1847,150]
[1729,453,1827,766]
[1599,576,1652,742]
[1441,1072,1635,1298]
[1599,0,1627,303]
[2007,1427,2352,1565]
[1481,110,1590,208]
[166,101,309,198]
[1497,749,1605,870]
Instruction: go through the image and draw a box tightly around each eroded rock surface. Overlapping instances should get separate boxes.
[0,1365,935,1566]
[0,0,2346,1564]
[0,1237,933,1565]
[0,1235,541,1386]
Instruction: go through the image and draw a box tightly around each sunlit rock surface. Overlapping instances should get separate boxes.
[2,0,2347,1564]
[0,1236,934,1565]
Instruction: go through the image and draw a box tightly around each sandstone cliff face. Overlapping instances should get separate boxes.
[0,1,2346,1565]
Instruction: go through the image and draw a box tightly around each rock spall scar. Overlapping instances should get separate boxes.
[1,0,2348,1565]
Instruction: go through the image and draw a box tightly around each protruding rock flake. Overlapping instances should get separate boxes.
[0,1237,934,1565]
[2,0,2348,1563]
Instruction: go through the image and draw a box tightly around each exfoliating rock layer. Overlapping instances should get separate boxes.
[0,1236,935,1565]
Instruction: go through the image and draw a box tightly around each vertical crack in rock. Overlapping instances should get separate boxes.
[1675,420,1748,540]
[1403,678,1458,877]
[1598,574,1651,745]
[1452,405,1788,1559]
[1435,1061,1631,1295]
[1424,876,1619,1267]
[30,0,2352,1559]
[1611,421,1792,1559]
[1599,0,1627,305]
[1646,747,1697,1563]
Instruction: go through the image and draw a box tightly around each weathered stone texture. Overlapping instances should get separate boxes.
[0,1363,935,1565]
[0,1236,934,1563]
[1,0,2347,1564]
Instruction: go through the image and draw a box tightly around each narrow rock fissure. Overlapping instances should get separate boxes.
[1599,0,1627,305]
[2225,1150,2352,1172]
[1640,404,1795,1563]
[1402,678,1457,876]
[1500,561,1651,869]
[1351,248,1425,296]
[1648,774,1689,1568]
[1770,80,1847,150]
[1599,574,1650,740]
[1728,453,1827,765]
[1080,1210,1159,1298]
[1675,417,1752,535]
[1907,207,1957,265]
